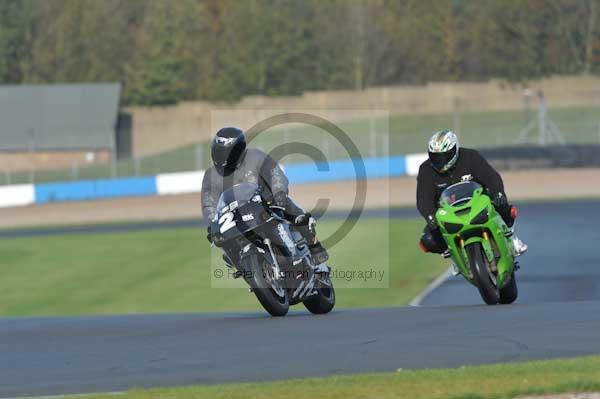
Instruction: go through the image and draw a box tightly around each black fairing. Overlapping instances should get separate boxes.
[210,183,317,305]
[211,188,268,244]
[210,183,309,268]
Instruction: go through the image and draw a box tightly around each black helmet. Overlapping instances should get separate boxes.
[211,127,247,176]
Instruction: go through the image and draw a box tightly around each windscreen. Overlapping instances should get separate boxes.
[440,181,482,206]
[216,183,259,212]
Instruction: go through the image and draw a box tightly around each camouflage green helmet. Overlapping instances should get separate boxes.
[428,129,459,173]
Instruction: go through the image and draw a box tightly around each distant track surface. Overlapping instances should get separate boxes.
[2,200,600,397]
[0,208,419,238]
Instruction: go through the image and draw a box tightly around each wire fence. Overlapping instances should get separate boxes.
[1,100,600,186]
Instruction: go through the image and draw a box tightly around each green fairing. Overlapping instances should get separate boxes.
[435,181,515,289]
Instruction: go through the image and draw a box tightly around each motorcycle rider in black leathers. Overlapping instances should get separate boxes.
[417,130,527,270]
[201,127,329,264]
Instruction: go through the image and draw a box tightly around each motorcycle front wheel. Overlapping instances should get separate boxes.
[245,253,289,317]
[303,272,335,314]
[499,272,518,304]
[466,242,500,305]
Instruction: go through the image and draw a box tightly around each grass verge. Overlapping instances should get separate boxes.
[81,355,600,399]
[0,218,445,316]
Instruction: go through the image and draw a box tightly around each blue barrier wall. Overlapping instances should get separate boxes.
[35,176,157,204]
[32,155,408,205]
[285,155,406,184]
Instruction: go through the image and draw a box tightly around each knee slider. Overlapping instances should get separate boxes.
[420,229,446,254]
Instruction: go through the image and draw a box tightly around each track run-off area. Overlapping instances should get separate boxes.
[1,200,600,397]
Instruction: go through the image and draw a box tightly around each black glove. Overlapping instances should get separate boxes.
[426,214,438,231]
[206,225,212,243]
[492,192,508,210]
[273,191,288,208]
[492,192,515,227]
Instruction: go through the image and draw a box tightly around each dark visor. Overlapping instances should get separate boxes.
[212,146,232,167]
[429,146,456,171]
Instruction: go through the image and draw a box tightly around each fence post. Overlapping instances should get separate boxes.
[71,161,79,180]
[381,129,389,157]
[322,136,331,161]
[195,144,204,170]
[110,159,117,178]
[369,117,377,158]
[453,97,461,136]
[284,127,291,159]
[523,91,532,127]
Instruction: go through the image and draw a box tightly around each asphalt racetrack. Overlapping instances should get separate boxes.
[2,200,600,397]
[420,200,600,305]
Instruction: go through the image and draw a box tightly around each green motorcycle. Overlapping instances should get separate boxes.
[435,181,518,305]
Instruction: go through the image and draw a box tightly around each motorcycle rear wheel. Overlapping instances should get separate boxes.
[466,243,500,305]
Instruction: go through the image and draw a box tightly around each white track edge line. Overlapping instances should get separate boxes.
[409,267,452,307]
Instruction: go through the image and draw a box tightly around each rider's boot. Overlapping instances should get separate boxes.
[512,234,528,256]
[506,206,527,257]
[442,250,460,276]
[295,214,329,264]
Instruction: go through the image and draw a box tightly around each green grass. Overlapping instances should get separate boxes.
[0,218,445,317]
[81,355,600,399]
[3,105,599,185]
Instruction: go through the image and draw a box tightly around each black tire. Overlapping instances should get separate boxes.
[303,273,336,314]
[466,243,499,305]
[246,254,289,317]
[499,272,518,304]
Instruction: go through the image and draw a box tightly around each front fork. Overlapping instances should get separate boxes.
[263,238,283,280]
[456,228,512,287]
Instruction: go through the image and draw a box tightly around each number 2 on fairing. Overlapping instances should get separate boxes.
[219,212,236,233]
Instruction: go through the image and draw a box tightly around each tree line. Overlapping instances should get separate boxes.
[0,0,598,106]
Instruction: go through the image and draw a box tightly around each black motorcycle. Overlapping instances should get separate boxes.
[209,182,335,317]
